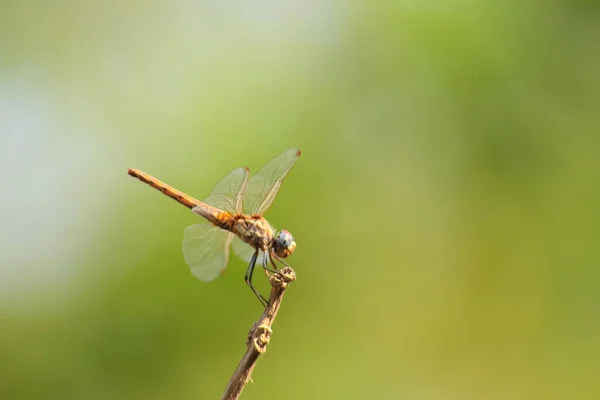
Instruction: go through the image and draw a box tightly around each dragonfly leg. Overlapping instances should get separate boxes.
[272,253,291,269]
[262,252,270,278]
[269,252,280,272]
[245,250,268,307]
[262,252,278,275]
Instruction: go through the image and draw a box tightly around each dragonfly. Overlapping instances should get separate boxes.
[127,148,300,306]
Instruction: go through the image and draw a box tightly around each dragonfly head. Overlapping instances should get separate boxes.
[273,230,296,258]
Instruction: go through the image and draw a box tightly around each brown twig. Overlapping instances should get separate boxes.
[221,266,296,400]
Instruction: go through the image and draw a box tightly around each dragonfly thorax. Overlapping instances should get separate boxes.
[232,215,274,252]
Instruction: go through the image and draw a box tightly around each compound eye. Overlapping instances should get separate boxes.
[278,232,290,247]
[278,231,293,247]
[274,230,296,258]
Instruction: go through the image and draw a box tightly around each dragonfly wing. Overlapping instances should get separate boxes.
[243,148,300,215]
[183,224,233,281]
[232,235,268,265]
[202,167,249,214]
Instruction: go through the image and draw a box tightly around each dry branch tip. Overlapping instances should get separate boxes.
[220,266,296,400]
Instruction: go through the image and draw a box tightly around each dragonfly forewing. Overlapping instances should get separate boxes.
[243,148,300,216]
[202,167,249,214]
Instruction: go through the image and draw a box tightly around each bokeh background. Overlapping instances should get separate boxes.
[1,1,599,399]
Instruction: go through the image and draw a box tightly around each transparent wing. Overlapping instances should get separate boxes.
[182,224,233,281]
[243,148,301,215]
[203,167,249,214]
[232,235,268,265]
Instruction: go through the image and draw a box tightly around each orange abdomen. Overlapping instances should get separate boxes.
[127,168,232,227]
[128,168,200,209]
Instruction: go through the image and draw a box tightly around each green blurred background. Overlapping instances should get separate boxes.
[1,1,599,399]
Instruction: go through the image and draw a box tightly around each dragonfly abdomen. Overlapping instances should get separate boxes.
[192,203,233,229]
[127,168,201,210]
